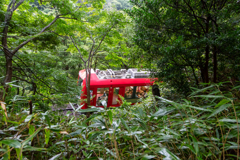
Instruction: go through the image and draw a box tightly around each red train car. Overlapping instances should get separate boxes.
[78,69,155,109]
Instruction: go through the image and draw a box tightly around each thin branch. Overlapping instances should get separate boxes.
[13,0,24,11]
[182,0,206,33]
[48,31,67,38]
[88,31,95,60]
[36,91,54,104]
[12,15,61,55]
[10,0,16,11]
[12,76,31,84]
[0,46,59,92]
[58,16,77,20]
[7,0,14,12]
[69,36,86,63]
[93,23,116,55]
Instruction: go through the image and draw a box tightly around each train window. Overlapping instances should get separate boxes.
[125,86,149,103]
[112,87,119,105]
[136,86,149,98]
[125,86,134,98]
[78,79,83,86]
[90,90,93,98]
[96,88,109,106]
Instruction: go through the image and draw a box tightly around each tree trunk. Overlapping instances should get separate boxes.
[0,55,13,101]
[213,46,217,83]
[85,67,91,117]
[205,45,209,83]
[204,17,210,83]
[86,68,91,106]
[200,66,205,83]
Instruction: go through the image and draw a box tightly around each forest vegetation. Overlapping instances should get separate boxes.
[0,0,240,159]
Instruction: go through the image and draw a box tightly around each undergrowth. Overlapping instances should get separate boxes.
[0,82,239,160]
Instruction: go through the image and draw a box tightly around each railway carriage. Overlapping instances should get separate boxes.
[78,69,156,109]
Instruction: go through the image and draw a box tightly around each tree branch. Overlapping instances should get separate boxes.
[58,16,77,20]
[93,23,116,55]
[182,0,206,33]
[12,15,61,55]
[0,46,59,92]
[69,36,86,63]
[13,0,24,11]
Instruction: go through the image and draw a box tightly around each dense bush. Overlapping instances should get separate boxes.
[0,83,239,159]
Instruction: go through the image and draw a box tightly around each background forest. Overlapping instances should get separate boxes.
[0,0,240,159]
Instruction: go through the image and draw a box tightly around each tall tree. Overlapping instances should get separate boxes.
[128,0,240,94]
[0,0,99,100]
[66,10,125,107]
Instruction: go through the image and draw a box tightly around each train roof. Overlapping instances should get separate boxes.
[79,69,155,87]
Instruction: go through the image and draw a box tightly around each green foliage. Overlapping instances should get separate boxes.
[0,83,239,159]
[104,0,132,11]
[127,0,240,94]
[1,0,240,159]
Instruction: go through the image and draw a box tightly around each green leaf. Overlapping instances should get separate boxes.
[49,128,61,133]
[0,139,21,148]
[191,136,199,155]
[208,104,232,119]
[23,146,47,151]
[69,102,76,111]
[155,148,180,160]
[137,107,145,119]
[82,150,88,157]
[29,125,35,139]
[157,96,211,111]
[65,129,82,138]
[138,120,147,130]
[45,115,51,128]
[219,119,240,123]
[15,148,22,160]
[193,95,225,98]
[78,108,103,113]
[22,127,42,147]
[88,132,101,140]
[49,153,62,160]
[24,115,33,123]
[120,117,129,132]
[152,108,168,117]
[215,99,230,108]
[189,85,216,97]
[185,144,196,154]
[45,129,51,145]
[231,85,240,90]
[2,151,8,160]
[6,120,19,124]
[142,155,156,159]
[225,154,240,159]
[107,110,113,125]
